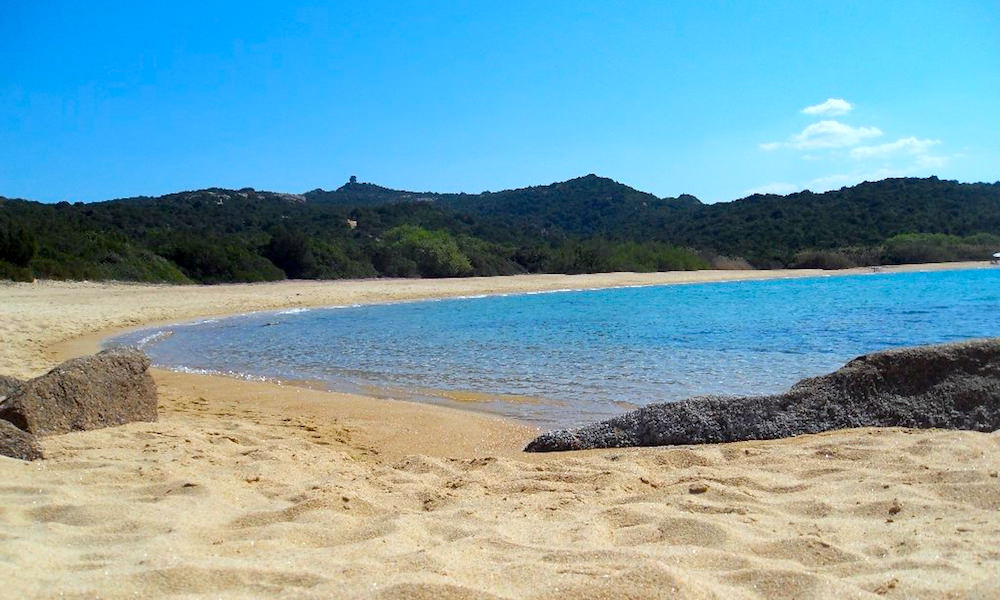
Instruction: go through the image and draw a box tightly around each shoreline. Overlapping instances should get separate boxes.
[46,260,992,432]
[2,262,998,598]
[1,260,991,456]
[27,260,987,366]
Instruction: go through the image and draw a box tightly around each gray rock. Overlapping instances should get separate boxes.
[0,347,157,435]
[0,419,42,460]
[525,338,1000,452]
[0,375,22,401]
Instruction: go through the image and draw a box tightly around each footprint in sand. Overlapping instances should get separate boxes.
[374,582,503,600]
[612,516,728,548]
[752,537,862,568]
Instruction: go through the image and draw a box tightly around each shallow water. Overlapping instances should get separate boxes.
[108,268,1000,427]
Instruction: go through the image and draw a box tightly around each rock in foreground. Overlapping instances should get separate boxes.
[0,375,22,401]
[0,419,42,460]
[525,338,1000,452]
[0,347,157,435]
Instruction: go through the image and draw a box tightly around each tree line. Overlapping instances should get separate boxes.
[1,175,998,283]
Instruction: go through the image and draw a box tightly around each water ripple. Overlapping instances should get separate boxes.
[108,269,1000,427]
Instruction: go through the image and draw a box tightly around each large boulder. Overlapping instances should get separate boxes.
[0,419,42,460]
[525,338,1000,452]
[0,375,22,401]
[0,347,157,435]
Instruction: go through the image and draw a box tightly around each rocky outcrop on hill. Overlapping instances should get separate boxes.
[525,339,1000,452]
[0,347,157,436]
[0,419,42,460]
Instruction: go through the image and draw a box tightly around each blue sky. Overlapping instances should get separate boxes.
[1,1,997,203]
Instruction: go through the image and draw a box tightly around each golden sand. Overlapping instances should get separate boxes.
[1,265,998,598]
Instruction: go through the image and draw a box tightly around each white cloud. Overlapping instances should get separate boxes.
[754,100,954,195]
[804,163,945,193]
[805,173,874,191]
[802,98,853,116]
[850,136,940,159]
[763,120,882,151]
[805,173,854,190]
[800,169,904,193]
[790,120,882,149]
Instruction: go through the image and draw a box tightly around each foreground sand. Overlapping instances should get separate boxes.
[1,266,998,598]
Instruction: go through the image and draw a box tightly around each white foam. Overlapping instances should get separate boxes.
[522,288,575,296]
[135,330,174,349]
[185,318,219,326]
[169,365,276,383]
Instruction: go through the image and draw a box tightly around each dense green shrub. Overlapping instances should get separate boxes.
[264,227,317,279]
[308,239,378,279]
[0,222,36,266]
[881,233,1000,264]
[163,236,283,283]
[456,235,524,276]
[0,259,32,281]
[545,239,707,274]
[792,250,861,270]
[25,231,190,282]
[376,225,473,278]
[4,176,1000,283]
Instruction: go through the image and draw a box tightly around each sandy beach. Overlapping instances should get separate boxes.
[1,264,998,599]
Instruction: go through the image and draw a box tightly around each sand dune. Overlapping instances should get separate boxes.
[1,267,998,598]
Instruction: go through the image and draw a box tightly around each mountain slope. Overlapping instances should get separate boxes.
[663,177,1000,263]
[3,174,1000,283]
[307,174,702,239]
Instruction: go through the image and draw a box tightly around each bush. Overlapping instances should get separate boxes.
[881,232,1000,264]
[0,222,36,267]
[456,235,524,276]
[376,225,473,278]
[163,237,284,283]
[700,253,754,270]
[545,238,708,274]
[0,260,32,281]
[264,227,317,279]
[791,250,859,270]
[308,239,378,279]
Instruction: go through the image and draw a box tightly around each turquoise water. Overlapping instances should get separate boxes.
[108,268,1000,427]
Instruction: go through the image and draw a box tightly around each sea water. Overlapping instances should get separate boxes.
[107,268,1000,427]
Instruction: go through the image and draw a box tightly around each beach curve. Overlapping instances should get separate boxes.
[1,264,998,598]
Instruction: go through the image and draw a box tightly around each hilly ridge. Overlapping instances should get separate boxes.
[2,175,999,283]
[306,174,701,238]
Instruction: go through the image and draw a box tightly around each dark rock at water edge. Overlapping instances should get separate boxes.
[0,375,22,401]
[0,419,42,460]
[525,338,1000,452]
[0,347,157,435]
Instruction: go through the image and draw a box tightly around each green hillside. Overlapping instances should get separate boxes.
[2,175,998,283]
[664,178,1000,265]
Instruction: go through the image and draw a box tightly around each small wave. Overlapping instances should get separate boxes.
[169,365,276,383]
[135,330,174,349]
[522,288,575,296]
[277,308,311,315]
[169,365,220,376]
[185,318,219,326]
